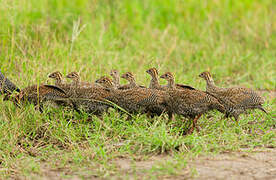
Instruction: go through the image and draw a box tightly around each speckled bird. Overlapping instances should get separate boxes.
[199,71,267,121]
[95,76,169,117]
[119,72,145,90]
[110,69,120,89]
[0,70,20,95]
[4,84,67,111]
[146,67,164,90]
[160,72,225,133]
[48,71,65,87]
[161,72,195,90]
[66,71,94,89]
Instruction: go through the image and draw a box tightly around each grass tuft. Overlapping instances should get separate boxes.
[0,0,275,178]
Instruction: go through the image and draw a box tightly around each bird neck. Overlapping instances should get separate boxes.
[113,76,120,88]
[167,79,176,89]
[149,75,160,88]
[205,77,218,92]
[56,78,64,86]
[129,79,137,87]
[73,78,80,87]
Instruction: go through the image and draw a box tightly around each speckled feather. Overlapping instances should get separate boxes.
[160,72,225,119]
[118,72,145,90]
[4,84,68,110]
[96,76,168,115]
[0,70,20,94]
[68,86,113,115]
[199,71,266,120]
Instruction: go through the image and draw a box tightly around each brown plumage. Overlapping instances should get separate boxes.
[95,76,168,116]
[110,69,120,89]
[199,71,267,121]
[48,71,65,86]
[95,76,116,89]
[66,72,81,88]
[146,68,191,91]
[160,72,225,133]
[66,71,81,97]
[0,70,20,95]
[160,72,195,90]
[146,68,164,90]
[69,85,113,116]
[63,73,108,115]
[118,72,145,90]
[48,72,72,104]
[4,84,67,111]
[66,72,94,89]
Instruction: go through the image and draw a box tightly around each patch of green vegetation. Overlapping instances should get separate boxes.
[0,0,275,178]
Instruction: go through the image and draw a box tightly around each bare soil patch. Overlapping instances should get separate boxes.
[111,149,276,179]
[190,148,276,180]
[26,148,276,179]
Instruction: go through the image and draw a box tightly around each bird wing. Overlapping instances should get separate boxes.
[214,87,262,106]
[176,84,196,90]
[43,85,67,95]
[118,84,132,90]
[0,71,20,94]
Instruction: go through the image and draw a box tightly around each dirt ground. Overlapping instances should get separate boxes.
[113,148,276,180]
[190,148,276,180]
[28,148,276,180]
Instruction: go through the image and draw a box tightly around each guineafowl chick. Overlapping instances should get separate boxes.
[146,67,164,90]
[119,72,145,90]
[0,70,20,95]
[69,84,113,116]
[110,69,120,89]
[66,72,81,87]
[199,71,267,121]
[48,71,65,87]
[160,72,225,134]
[4,84,67,111]
[65,72,109,114]
[66,72,94,89]
[161,72,195,90]
[95,76,169,117]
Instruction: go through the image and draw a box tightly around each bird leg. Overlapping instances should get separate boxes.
[187,114,202,134]
[126,114,133,121]
[146,112,153,118]
[257,106,267,114]
[233,113,239,122]
[168,112,175,122]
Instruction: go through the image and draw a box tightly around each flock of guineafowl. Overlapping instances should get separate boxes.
[0,68,267,134]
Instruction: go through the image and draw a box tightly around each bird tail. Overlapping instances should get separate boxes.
[217,104,226,114]
[257,106,267,114]
[0,70,21,94]
[210,101,225,114]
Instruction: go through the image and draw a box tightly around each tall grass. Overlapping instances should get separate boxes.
[0,0,275,178]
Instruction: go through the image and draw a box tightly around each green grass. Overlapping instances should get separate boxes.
[0,0,275,178]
